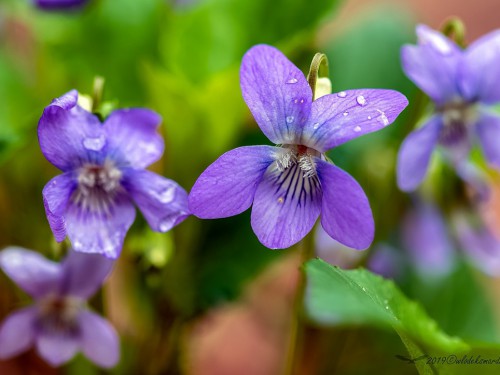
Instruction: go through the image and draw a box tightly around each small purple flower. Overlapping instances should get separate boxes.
[367,244,405,280]
[188,45,408,249]
[402,201,455,278]
[0,248,118,368]
[453,212,500,276]
[398,25,500,191]
[39,91,189,258]
[34,0,88,10]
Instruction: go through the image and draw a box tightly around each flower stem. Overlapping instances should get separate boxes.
[91,76,105,113]
[307,53,329,100]
[283,231,315,375]
[441,17,467,47]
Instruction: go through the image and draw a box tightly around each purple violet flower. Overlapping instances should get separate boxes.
[402,201,455,279]
[0,248,118,368]
[39,90,189,258]
[398,25,500,191]
[188,45,408,249]
[453,212,500,276]
[34,0,88,10]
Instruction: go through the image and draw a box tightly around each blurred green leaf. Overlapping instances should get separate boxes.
[161,0,343,83]
[305,259,468,355]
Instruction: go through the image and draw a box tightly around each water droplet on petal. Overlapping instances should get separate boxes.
[277,197,284,204]
[294,99,299,104]
[377,110,390,126]
[286,116,294,124]
[300,99,304,103]
[354,126,361,132]
[158,186,175,203]
[367,116,372,120]
[286,78,298,84]
[356,95,367,106]
[337,91,347,98]
[313,122,320,129]
[83,135,106,151]
[343,112,348,117]
[159,215,178,232]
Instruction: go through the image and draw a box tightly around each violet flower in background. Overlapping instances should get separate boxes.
[39,90,189,258]
[397,25,500,191]
[367,244,406,280]
[0,248,119,367]
[454,213,500,276]
[189,44,408,249]
[402,201,455,279]
[34,0,88,10]
[314,226,365,268]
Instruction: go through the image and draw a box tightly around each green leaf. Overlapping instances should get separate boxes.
[305,259,468,357]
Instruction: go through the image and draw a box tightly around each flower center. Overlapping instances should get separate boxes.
[72,160,123,214]
[275,144,321,178]
[438,101,477,146]
[36,295,83,336]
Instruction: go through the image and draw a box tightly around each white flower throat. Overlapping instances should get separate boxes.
[37,295,83,335]
[275,144,322,178]
[73,160,123,215]
[438,100,478,146]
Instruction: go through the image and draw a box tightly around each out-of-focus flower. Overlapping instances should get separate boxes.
[39,91,189,258]
[34,0,88,11]
[189,44,408,249]
[314,226,365,268]
[397,25,500,191]
[0,248,119,368]
[402,201,455,279]
[453,212,500,276]
[367,244,405,280]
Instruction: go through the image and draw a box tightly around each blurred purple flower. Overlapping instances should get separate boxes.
[454,213,500,276]
[402,202,455,279]
[39,91,189,259]
[314,226,365,268]
[189,44,408,249]
[34,0,88,10]
[367,244,405,280]
[0,248,119,368]
[397,25,500,191]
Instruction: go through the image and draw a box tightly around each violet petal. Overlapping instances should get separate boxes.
[0,307,36,359]
[397,115,443,192]
[65,195,136,259]
[124,169,189,232]
[189,146,275,219]
[251,162,322,249]
[36,332,80,367]
[103,109,164,169]
[61,250,114,299]
[401,43,461,105]
[460,30,500,103]
[79,310,120,368]
[38,91,104,171]
[240,44,312,144]
[302,89,408,152]
[42,173,75,242]
[0,247,61,298]
[316,159,373,250]
[475,113,500,169]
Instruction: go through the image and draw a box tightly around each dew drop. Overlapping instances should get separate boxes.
[377,110,389,126]
[159,215,177,232]
[361,287,367,292]
[294,99,299,104]
[356,95,367,106]
[286,78,298,84]
[300,99,304,103]
[313,122,320,129]
[158,186,175,203]
[343,111,348,117]
[277,197,284,204]
[83,135,106,151]
[367,116,372,120]
[337,91,347,98]
[354,126,361,132]
[286,116,294,124]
